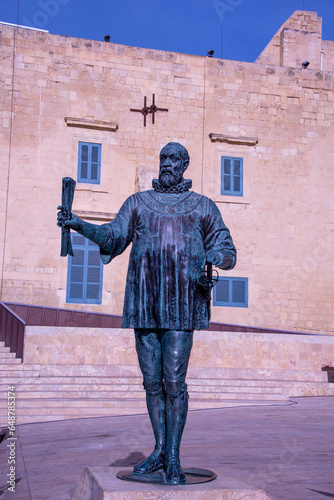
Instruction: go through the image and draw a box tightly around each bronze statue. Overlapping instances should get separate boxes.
[57,142,236,484]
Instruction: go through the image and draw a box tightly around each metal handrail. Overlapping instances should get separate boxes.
[0,302,25,361]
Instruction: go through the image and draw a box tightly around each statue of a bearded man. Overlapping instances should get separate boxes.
[58,142,236,484]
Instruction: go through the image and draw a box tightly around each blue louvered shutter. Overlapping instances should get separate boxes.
[213,277,248,307]
[78,142,101,184]
[67,233,103,304]
[221,157,243,196]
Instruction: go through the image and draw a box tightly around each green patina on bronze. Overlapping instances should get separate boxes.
[57,142,236,484]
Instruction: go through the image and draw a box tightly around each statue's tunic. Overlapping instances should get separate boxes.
[100,190,236,330]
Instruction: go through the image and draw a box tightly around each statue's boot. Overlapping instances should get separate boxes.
[133,390,166,474]
[165,449,186,484]
[165,385,188,484]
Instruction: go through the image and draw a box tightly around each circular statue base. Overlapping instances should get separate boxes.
[116,467,217,485]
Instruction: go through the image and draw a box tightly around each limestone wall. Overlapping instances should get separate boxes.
[202,57,334,333]
[322,40,334,72]
[256,10,332,71]
[0,10,333,334]
[23,327,334,374]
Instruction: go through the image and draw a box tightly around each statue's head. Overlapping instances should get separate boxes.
[159,142,190,188]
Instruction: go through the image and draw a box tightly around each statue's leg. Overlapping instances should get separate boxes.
[162,329,194,484]
[133,329,166,474]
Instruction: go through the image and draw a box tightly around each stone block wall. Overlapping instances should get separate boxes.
[0,10,333,334]
[256,10,332,71]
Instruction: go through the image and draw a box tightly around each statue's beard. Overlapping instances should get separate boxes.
[159,171,182,188]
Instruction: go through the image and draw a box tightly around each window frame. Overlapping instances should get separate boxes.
[66,232,103,305]
[77,141,102,184]
[221,156,243,196]
[214,148,250,205]
[213,277,248,308]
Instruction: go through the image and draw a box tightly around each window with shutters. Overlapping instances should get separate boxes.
[66,233,103,304]
[213,277,248,307]
[78,142,101,184]
[221,156,243,196]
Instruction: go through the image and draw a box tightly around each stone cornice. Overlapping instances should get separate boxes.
[209,133,258,146]
[65,117,118,132]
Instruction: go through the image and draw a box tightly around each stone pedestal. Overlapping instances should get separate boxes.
[72,466,276,499]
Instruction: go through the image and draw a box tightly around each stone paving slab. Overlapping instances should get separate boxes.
[0,396,333,500]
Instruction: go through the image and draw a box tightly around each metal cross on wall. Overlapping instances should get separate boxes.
[130,94,168,127]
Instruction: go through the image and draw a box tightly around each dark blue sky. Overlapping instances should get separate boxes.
[1,0,334,62]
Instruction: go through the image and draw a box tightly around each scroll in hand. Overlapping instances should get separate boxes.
[60,177,76,257]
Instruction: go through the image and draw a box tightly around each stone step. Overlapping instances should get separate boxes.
[11,363,328,382]
[190,377,329,386]
[0,369,40,378]
[0,390,143,402]
[286,385,334,397]
[11,398,292,417]
[1,377,331,394]
[0,374,329,388]
[11,397,292,414]
[0,387,288,402]
[1,379,331,428]
[191,381,334,397]
[14,409,147,424]
[0,390,287,410]
[13,398,294,425]
[0,382,286,394]
[0,383,332,408]
[188,366,329,382]
[1,364,37,372]
[0,379,288,390]
[0,381,331,397]
[0,341,11,352]
[190,399,292,410]
[0,349,17,357]
[12,398,149,409]
[1,371,330,397]
[0,357,22,364]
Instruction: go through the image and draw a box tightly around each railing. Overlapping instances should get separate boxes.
[0,302,25,360]
[208,321,313,336]
[4,303,122,329]
[5,303,311,335]
[322,366,334,383]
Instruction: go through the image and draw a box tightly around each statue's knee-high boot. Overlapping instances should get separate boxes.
[165,385,188,484]
[133,389,166,473]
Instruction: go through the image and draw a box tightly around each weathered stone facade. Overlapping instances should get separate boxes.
[1,10,333,334]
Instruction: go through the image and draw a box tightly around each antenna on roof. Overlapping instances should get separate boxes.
[221,25,223,59]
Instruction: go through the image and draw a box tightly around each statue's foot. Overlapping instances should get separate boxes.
[165,453,186,484]
[133,448,165,474]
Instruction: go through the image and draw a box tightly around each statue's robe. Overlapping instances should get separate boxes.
[100,190,236,330]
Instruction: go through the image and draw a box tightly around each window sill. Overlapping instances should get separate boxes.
[75,184,109,194]
[214,196,250,205]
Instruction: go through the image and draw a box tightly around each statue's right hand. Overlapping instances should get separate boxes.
[57,206,82,230]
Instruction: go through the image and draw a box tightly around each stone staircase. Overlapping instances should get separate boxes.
[1,327,333,425]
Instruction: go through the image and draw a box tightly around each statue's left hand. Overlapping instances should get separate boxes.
[206,251,224,267]
[207,251,234,269]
